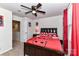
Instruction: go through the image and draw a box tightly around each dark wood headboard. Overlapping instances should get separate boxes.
[41,28,57,34]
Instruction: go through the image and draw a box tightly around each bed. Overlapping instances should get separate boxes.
[24,28,64,56]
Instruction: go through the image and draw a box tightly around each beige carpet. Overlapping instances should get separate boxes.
[0,40,24,56]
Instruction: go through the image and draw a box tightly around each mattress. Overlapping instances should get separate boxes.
[25,33,63,52]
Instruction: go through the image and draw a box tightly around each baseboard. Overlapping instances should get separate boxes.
[0,48,13,55]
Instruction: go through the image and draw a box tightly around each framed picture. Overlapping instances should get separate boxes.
[36,22,38,26]
[28,22,31,27]
[0,16,3,27]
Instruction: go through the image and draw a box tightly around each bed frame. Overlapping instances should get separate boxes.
[41,28,57,34]
[24,28,64,56]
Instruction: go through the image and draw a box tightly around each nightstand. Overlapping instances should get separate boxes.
[33,34,39,37]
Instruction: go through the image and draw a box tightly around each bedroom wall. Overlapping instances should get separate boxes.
[0,7,12,54]
[32,15,63,40]
[23,17,33,40]
[68,4,72,56]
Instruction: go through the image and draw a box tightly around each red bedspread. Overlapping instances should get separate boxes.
[25,33,63,52]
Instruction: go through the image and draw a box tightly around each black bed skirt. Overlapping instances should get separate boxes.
[24,43,64,56]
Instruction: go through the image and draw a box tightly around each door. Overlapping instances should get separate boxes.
[12,20,20,42]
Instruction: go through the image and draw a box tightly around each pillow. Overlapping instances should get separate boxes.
[52,33,58,37]
[52,33,59,39]
[40,32,45,34]
[40,32,44,36]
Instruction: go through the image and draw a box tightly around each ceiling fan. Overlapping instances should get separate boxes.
[21,3,46,17]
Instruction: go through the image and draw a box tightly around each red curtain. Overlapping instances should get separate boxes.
[63,9,68,54]
[71,3,79,56]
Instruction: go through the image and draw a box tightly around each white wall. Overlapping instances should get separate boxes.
[32,15,63,40]
[12,15,22,21]
[68,4,72,56]
[23,17,33,39]
[0,7,12,54]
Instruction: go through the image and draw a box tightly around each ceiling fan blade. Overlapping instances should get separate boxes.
[25,11,32,14]
[21,5,31,10]
[37,10,46,14]
[37,3,42,9]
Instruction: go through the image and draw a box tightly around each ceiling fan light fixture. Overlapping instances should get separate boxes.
[32,10,36,14]
[21,3,46,17]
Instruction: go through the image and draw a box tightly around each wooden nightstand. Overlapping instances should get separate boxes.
[33,34,39,37]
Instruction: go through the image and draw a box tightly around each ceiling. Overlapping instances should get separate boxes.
[0,3,69,19]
